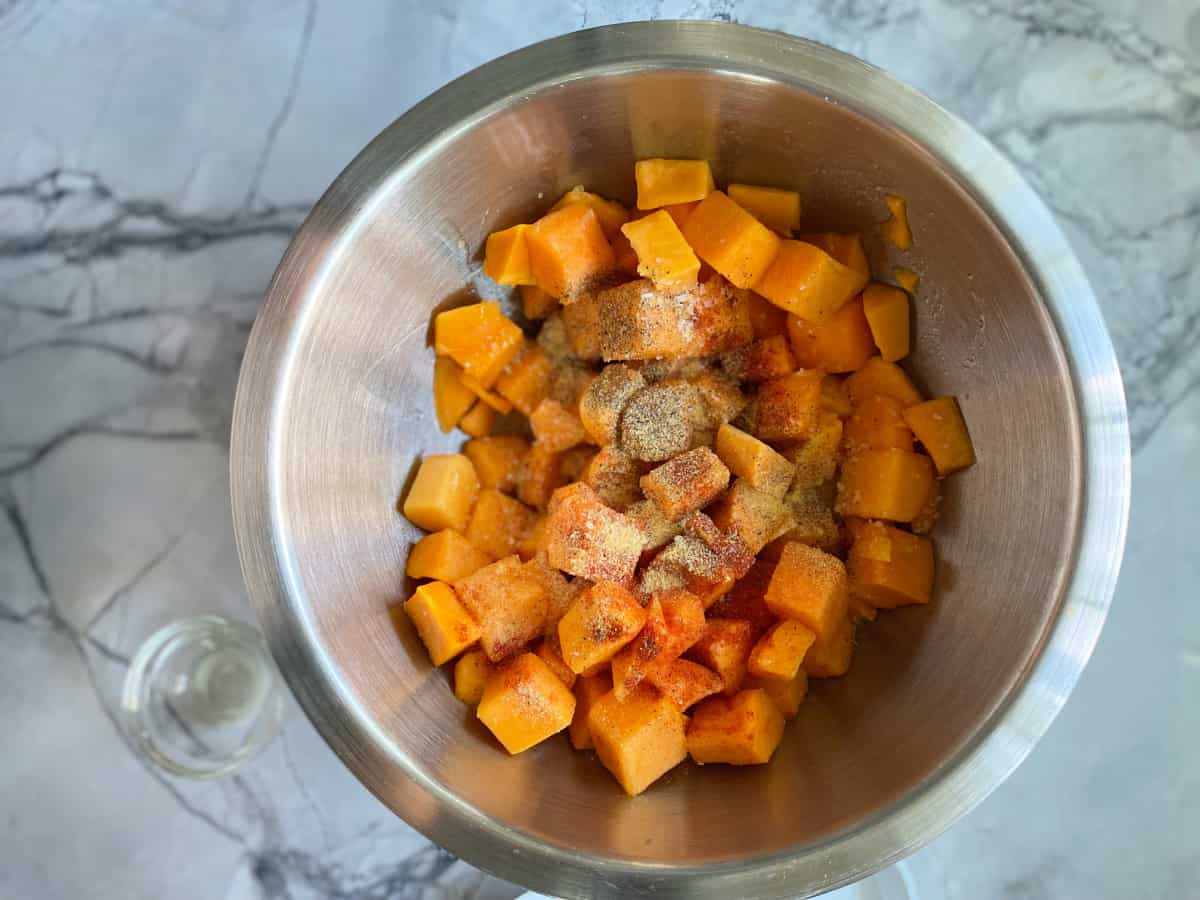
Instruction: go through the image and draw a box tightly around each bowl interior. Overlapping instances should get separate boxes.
[263,68,1079,869]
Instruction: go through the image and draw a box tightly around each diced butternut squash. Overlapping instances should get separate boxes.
[721,334,796,383]
[911,477,941,534]
[799,232,870,277]
[648,658,724,711]
[687,618,754,695]
[579,364,647,446]
[747,619,816,682]
[745,289,789,339]
[727,183,802,233]
[893,267,920,294]
[402,581,480,666]
[516,443,563,510]
[477,652,576,753]
[881,193,912,250]
[403,453,480,533]
[803,615,855,678]
[559,291,603,360]
[715,424,794,498]
[458,401,495,437]
[821,375,853,417]
[902,397,976,474]
[663,200,700,230]
[756,240,868,322]
[460,372,514,414]
[582,446,642,510]
[524,557,579,632]
[551,185,630,238]
[621,210,701,289]
[862,283,910,362]
[764,542,849,642]
[611,598,671,700]
[744,672,808,719]
[843,393,914,453]
[708,559,777,638]
[464,436,528,494]
[843,357,924,408]
[754,370,824,442]
[454,555,548,662]
[515,514,548,562]
[709,479,792,555]
[519,283,557,319]
[557,582,647,675]
[681,191,782,289]
[686,689,785,765]
[776,484,842,552]
[588,685,689,795]
[786,412,843,489]
[483,223,535,285]
[544,483,643,585]
[495,344,554,415]
[634,158,715,209]
[453,649,492,706]
[786,297,876,373]
[848,521,935,608]
[835,448,935,522]
[465,489,537,560]
[434,302,524,388]
[527,204,615,299]
[640,447,730,520]
[530,398,590,453]
[690,367,748,427]
[433,356,476,432]
[609,227,641,276]
[407,529,493,582]
[534,632,577,689]
[619,381,708,462]
[626,498,684,553]
[569,669,613,750]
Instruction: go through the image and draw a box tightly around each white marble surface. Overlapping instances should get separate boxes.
[0,1,1195,898]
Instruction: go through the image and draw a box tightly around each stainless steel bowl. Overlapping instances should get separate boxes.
[231,21,1130,900]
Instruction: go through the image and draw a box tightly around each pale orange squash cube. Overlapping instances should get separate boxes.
[621,210,701,289]
[534,632,577,689]
[527,204,615,299]
[745,290,789,339]
[592,279,693,361]
[477,652,576,754]
[715,424,794,498]
[756,240,868,322]
[727,183,802,233]
[454,555,548,662]
[843,393,914,454]
[786,412,844,489]
[458,401,495,437]
[786,297,875,374]
[708,479,792,555]
[647,658,724,711]
[403,453,480,533]
[656,590,707,656]
[559,291,603,361]
[483,223,535,286]
[640,447,730,520]
[721,334,796,383]
[569,669,613,750]
[690,367,748,427]
[902,396,976,474]
[708,559,778,640]
[894,267,920,294]
[881,193,912,250]
[764,542,849,642]
[843,356,924,408]
[687,618,754,695]
[403,581,480,666]
[544,483,643,585]
[465,489,537,560]
[515,443,563,510]
[862,283,910,362]
[463,436,528,494]
[634,158,715,209]
[625,498,684,553]
[460,372,514,413]
[848,521,935,608]
[681,191,782,289]
[744,672,808,719]
[453,649,492,706]
[407,529,493,582]
[557,582,647,675]
[582,446,642,511]
[523,558,579,632]
[579,363,647,446]
[754,370,824,442]
[519,283,557,320]
[803,615,855,677]
[587,685,689,795]
[747,619,817,682]
[432,355,476,432]
[550,185,630,238]
[529,398,590,453]
[799,232,870,277]
[835,448,935,522]
[686,688,785,765]
[494,344,554,415]
[434,301,524,388]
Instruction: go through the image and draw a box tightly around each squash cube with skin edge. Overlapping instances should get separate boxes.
[721,334,796,383]
[579,364,647,446]
[681,191,782,289]
[715,424,794,498]
[687,618,754,695]
[432,356,476,433]
[640,447,730,520]
[787,297,876,374]
[744,672,808,719]
[862,283,911,362]
[764,542,849,643]
[726,183,802,233]
[557,582,647,675]
[516,443,564,510]
[434,302,524,388]
[550,186,630,238]
[844,357,924,408]
[634,158,715,209]
[403,454,479,533]
[495,344,554,416]
[881,194,913,250]
[458,401,495,438]
[519,283,557,320]
[477,653,576,754]
[621,210,701,289]
[544,483,644,585]
[529,398,590,453]
[534,632,577,689]
[465,489,537,560]
[709,479,792,556]
[454,555,548,663]
[902,397,976,474]
[483,224,535,286]
[843,393,914,454]
[849,521,935,609]
[799,232,871,277]
[756,240,868,323]
[464,436,528,494]
[786,412,843,490]
[406,530,493,583]
[647,658,724,711]
[453,649,492,706]
[754,370,824,443]
[836,448,935,522]
[582,446,643,511]
[804,615,856,678]
[747,620,817,683]
[687,689,785,766]
[588,685,689,796]
[402,582,481,667]
[569,669,613,750]
[526,204,615,300]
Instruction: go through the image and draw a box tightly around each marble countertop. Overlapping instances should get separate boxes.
[1,1,1195,898]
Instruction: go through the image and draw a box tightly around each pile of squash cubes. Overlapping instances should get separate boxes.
[397,159,975,796]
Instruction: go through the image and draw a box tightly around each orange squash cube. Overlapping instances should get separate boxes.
[527,204,615,299]
[721,334,796,383]
[656,590,707,654]
[434,301,524,388]
[843,393,914,453]
[911,477,941,535]
[745,289,789,339]
[403,453,480,533]
[519,283,557,320]
[458,401,495,437]
[764,542,849,642]
[515,514,548,562]
[530,398,590,453]
[588,685,689,795]
[523,557,579,631]
[465,489,537,560]
[557,582,647,675]
[799,232,870,277]
[569,669,613,750]
[454,555,548,662]
[595,277,751,362]
[773,485,841,553]
[686,276,755,356]
[559,291,603,361]
[407,529,493,582]
[494,344,554,415]
[881,193,912,250]
[663,200,700,230]
[727,183,802,233]
[635,158,715,209]
[582,446,642,511]
[681,191,782,289]
[747,619,817,682]
[647,658,724,711]
[402,581,480,666]
[714,424,794,498]
[821,375,853,417]
[744,672,808,719]
[849,521,935,608]
[640,447,730,519]
[611,598,671,700]
[453,648,492,706]
[621,210,701,289]
[516,443,563,510]
[786,412,843,489]
[843,356,924,408]
[862,283,910,362]
[893,267,920,294]
[550,185,630,238]
[902,396,976,474]
[579,364,647,446]
[534,632,577,689]
[786,296,875,374]
[625,498,684,553]
[836,448,935,522]
[687,618,754,695]
[756,240,868,322]
[690,367,748,427]
[754,370,824,442]
[686,689,785,765]
[463,436,528,494]
[432,355,476,432]
[477,652,576,754]
[708,559,777,639]
[619,381,708,462]
[483,223,535,286]
[544,483,643,585]
[709,479,792,555]
[803,615,855,678]
[460,372,514,413]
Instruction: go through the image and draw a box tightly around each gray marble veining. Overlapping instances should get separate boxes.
[1,1,1195,898]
